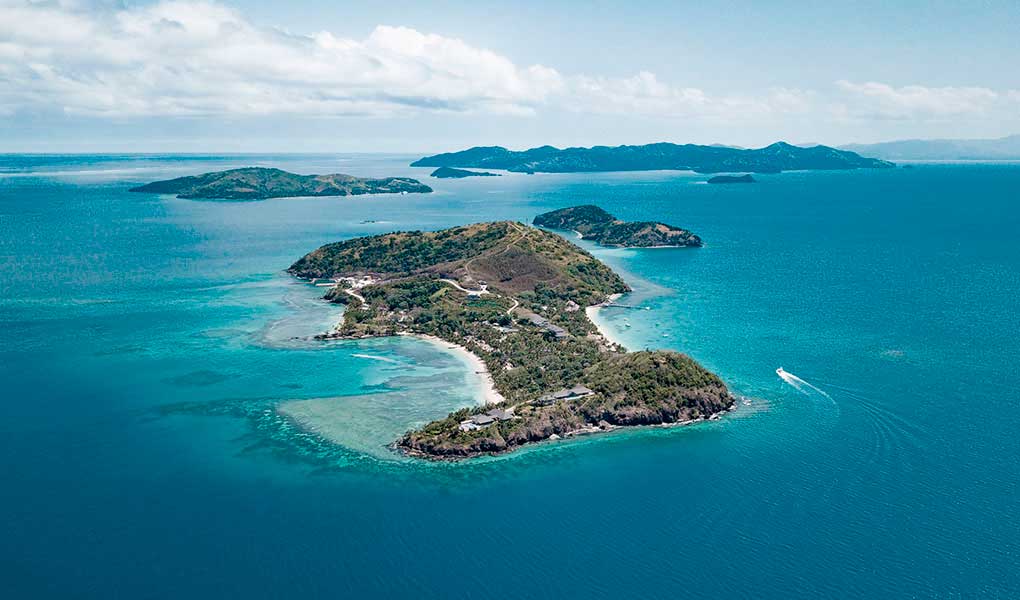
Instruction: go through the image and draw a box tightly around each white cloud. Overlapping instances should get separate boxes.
[568,71,710,116]
[832,80,1014,120]
[0,0,817,121]
[0,0,564,117]
[0,0,1016,132]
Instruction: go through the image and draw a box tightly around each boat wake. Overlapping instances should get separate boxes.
[776,367,840,414]
[352,353,404,365]
[776,367,831,398]
[775,369,928,473]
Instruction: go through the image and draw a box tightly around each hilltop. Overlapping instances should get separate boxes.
[411,141,894,174]
[130,167,432,200]
[289,221,732,459]
[533,205,702,248]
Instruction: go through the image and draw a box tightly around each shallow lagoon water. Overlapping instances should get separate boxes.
[2,155,1018,598]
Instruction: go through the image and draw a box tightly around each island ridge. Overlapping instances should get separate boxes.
[412,141,894,174]
[131,167,432,200]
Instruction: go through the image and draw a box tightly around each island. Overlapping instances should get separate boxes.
[533,205,702,248]
[411,141,894,173]
[430,166,501,178]
[708,174,755,184]
[130,167,432,200]
[289,220,733,459]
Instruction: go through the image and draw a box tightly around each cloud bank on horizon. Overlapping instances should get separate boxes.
[1,0,1018,147]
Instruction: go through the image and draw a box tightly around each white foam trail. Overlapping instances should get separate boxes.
[779,373,809,394]
[777,368,839,415]
[778,370,831,399]
[352,353,403,364]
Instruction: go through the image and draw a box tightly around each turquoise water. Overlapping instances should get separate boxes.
[2,155,1018,598]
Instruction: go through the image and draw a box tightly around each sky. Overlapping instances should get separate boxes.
[2,0,1019,152]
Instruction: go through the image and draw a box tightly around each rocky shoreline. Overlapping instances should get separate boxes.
[396,402,737,461]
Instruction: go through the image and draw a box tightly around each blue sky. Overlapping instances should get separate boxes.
[2,0,1018,152]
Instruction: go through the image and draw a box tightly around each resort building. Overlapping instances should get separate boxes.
[521,312,569,339]
[458,408,514,432]
[535,385,595,406]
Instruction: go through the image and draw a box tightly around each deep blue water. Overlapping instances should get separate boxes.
[2,155,1018,598]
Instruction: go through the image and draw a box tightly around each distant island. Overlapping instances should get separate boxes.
[430,166,501,178]
[289,220,732,459]
[708,174,755,184]
[130,167,432,200]
[411,141,894,174]
[533,205,702,248]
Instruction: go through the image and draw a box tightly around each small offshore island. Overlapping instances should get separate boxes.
[289,211,732,459]
[430,166,501,178]
[130,167,432,200]
[534,205,702,247]
[708,174,756,184]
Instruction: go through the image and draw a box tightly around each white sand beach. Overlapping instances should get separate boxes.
[585,294,628,350]
[408,333,506,406]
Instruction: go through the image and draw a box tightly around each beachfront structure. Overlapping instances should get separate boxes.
[535,385,595,406]
[457,409,514,432]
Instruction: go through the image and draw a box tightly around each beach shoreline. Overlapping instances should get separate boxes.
[585,293,628,350]
[403,333,506,406]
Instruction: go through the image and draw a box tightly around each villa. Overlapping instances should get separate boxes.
[521,312,569,339]
[535,385,595,406]
[458,408,514,432]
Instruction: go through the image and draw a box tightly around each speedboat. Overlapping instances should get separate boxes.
[776,367,786,377]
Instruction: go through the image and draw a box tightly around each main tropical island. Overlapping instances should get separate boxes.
[289,207,733,459]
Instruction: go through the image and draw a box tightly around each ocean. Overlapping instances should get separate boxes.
[2,154,1018,598]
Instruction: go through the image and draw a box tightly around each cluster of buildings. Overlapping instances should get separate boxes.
[309,274,378,289]
[457,384,597,432]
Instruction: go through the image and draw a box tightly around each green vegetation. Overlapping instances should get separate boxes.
[130,167,432,200]
[411,141,895,173]
[290,221,733,459]
[291,222,514,278]
[533,205,702,248]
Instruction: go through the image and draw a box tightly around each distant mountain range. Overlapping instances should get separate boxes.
[840,135,1020,160]
[412,142,893,174]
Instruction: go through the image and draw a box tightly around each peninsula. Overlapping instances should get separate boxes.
[430,166,500,178]
[411,141,894,174]
[289,220,732,459]
[130,167,432,200]
[533,205,702,248]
